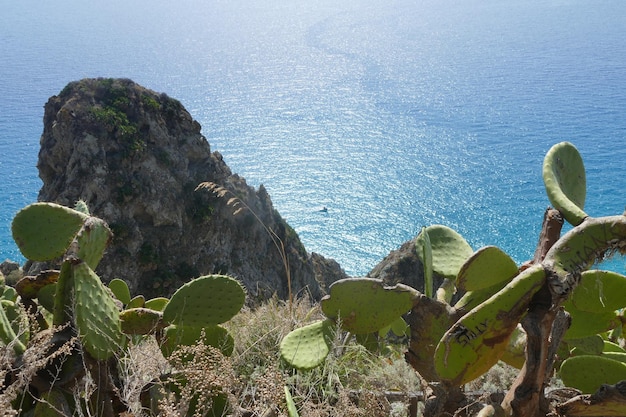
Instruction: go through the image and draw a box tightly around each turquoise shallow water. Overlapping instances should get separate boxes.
[1,0,625,275]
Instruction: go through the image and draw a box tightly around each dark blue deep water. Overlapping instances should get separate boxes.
[1,0,625,275]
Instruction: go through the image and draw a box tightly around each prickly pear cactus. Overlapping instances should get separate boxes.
[565,270,626,313]
[416,226,434,298]
[544,215,626,298]
[320,278,418,335]
[11,202,88,261]
[415,225,473,280]
[456,246,518,292]
[72,261,126,360]
[560,355,626,394]
[109,278,132,305]
[542,141,587,226]
[120,307,163,335]
[163,274,245,327]
[280,319,335,370]
[0,300,26,354]
[434,264,546,385]
[74,217,112,270]
[160,324,235,358]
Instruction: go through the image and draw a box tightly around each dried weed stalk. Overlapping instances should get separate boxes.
[158,338,238,417]
[196,182,293,310]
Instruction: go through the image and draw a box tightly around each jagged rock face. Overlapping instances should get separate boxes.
[36,78,345,300]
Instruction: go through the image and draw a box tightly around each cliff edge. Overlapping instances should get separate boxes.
[35,78,346,300]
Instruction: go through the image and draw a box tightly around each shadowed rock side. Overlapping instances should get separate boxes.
[35,78,346,300]
[368,239,443,293]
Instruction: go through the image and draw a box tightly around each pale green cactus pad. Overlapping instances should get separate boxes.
[545,215,626,296]
[563,306,620,340]
[109,278,131,305]
[435,264,545,385]
[127,295,145,309]
[320,278,418,334]
[415,225,473,280]
[11,202,88,261]
[75,217,112,270]
[163,275,245,328]
[73,199,91,215]
[1,286,17,302]
[542,141,587,226]
[160,324,235,357]
[567,335,605,356]
[456,246,519,292]
[416,226,434,297]
[73,261,126,360]
[1,299,28,342]
[0,302,26,354]
[145,297,169,311]
[280,319,335,370]
[120,307,163,335]
[567,270,626,313]
[560,355,626,394]
[453,280,510,312]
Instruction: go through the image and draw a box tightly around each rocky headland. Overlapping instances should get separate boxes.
[18,78,425,301]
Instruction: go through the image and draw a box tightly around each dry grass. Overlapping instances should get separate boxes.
[1,296,536,417]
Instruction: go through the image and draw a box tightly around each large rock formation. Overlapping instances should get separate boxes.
[36,78,345,300]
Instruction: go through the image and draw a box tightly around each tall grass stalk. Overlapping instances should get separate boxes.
[196,182,294,311]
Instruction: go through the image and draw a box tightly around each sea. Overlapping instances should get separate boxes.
[1,0,625,277]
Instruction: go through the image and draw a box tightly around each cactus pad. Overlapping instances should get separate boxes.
[545,215,626,297]
[415,225,473,280]
[109,278,131,305]
[563,305,620,340]
[1,286,17,302]
[542,141,587,226]
[320,278,418,334]
[435,264,546,385]
[73,199,91,215]
[456,246,518,292]
[160,324,235,357]
[0,302,26,354]
[145,297,169,311]
[127,295,145,309]
[75,217,112,270]
[567,335,605,356]
[560,355,626,394]
[72,261,126,360]
[567,270,626,313]
[120,307,163,335]
[12,202,87,261]
[163,275,245,327]
[416,226,434,297]
[280,319,335,370]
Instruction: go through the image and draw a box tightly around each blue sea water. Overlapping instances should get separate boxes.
[1,0,625,276]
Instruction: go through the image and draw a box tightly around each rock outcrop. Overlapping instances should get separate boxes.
[35,78,346,300]
[367,239,442,292]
